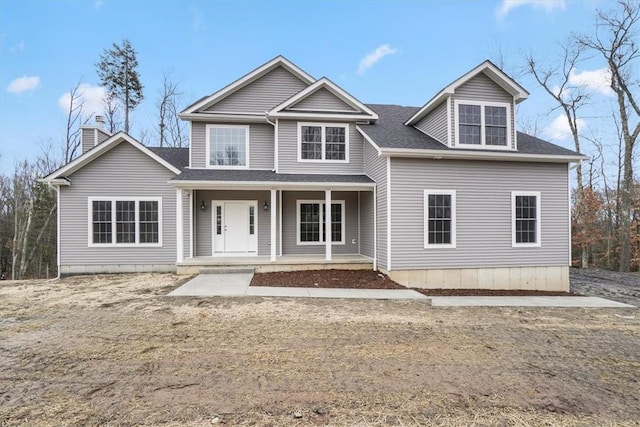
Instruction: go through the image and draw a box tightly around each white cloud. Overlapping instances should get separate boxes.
[94,0,104,9]
[6,75,40,94]
[357,44,398,75]
[545,114,586,141]
[496,0,566,19]
[58,83,106,117]
[10,41,25,53]
[569,67,613,96]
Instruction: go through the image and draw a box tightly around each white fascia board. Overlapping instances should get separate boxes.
[269,77,378,119]
[405,60,529,126]
[178,112,269,122]
[37,177,70,186]
[181,56,315,114]
[355,125,382,154]
[379,148,588,163]
[169,180,375,191]
[43,132,181,180]
[269,112,376,121]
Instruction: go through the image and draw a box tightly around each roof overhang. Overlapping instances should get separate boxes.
[379,147,588,163]
[42,132,182,181]
[179,112,269,123]
[405,60,530,126]
[268,77,378,120]
[37,177,70,187]
[170,180,375,192]
[180,55,315,116]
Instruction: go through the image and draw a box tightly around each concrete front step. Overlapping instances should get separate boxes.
[200,267,255,275]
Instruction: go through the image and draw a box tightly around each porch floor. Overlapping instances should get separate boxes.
[176,254,373,274]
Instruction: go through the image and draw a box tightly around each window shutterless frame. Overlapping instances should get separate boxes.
[87,197,163,247]
[295,200,346,245]
[454,99,512,150]
[511,191,541,247]
[205,124,250,169]
[423,190,457,249]
[297,122,349,163]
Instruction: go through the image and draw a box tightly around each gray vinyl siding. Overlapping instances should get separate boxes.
[205,66,309,113]
[359,191,374,258]
[277,120,364,174]
[415,101,448,144]
[363,140,387,270]
[389,158,569,269]
[81,128,95,154]
[282,191,360,255]
[289,88,357,111]
[97,129,110,144]
[59,141,177,266]
[194,190,276,257]
[190,122,274,169]
[451,73,516,149]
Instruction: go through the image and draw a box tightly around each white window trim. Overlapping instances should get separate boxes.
[454,99,512,150]
[297,122,350,163]
[511,191,542,248]
[423,190,457,249]
[205,124,250,169]
[87,197,163,247]
[296,199,346,245]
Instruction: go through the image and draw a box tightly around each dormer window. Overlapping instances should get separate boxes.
[206,124,250,168]
[298,123,349,162]
[455,100,511,149]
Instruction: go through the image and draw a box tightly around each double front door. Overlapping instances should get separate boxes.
[212,200,258,254]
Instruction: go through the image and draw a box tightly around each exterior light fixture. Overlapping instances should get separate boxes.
[263,201,269,211]
[200,201,207,211]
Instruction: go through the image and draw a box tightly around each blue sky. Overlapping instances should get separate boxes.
[0,0,617,172]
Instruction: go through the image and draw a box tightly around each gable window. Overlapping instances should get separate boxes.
[455,100,510,148]
[298,123,348,162]
[206,125,249,168]
[296,200,345,245]
[512,191,541,247]
[423,190,456,248]
[89,198,162,246]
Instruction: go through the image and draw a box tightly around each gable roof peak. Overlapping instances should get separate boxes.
[180,55,316,115]
[405,59,530,126]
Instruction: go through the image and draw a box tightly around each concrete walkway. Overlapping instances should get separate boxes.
[169,274,636,307]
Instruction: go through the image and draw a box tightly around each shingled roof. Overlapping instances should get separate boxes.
[359,104,583,157]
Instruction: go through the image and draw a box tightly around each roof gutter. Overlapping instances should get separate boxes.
[378,148,588,163]
[169,180,375,191]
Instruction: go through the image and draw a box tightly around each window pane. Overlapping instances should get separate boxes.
[515,195,537,243]
[216,206,222,235]
[116,201,136,243]
[92,200,112,244]
[139,201,159,243]
[427,193,452,245]
[325,127,346,160]
[459,124,481,145]
[330,203,342,242]
[209,127,247,166]
[486,126,507,146]
[485,106,506,126]
[249,206,255,235]
[299,203,321,242]
[301,142,322,159]
[459,104,481,124]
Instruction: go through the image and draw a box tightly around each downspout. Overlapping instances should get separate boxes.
[45,181,62,281]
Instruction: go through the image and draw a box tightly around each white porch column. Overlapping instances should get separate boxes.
[270,189,277,262]
[325,189,332,261]
[176,189,183,263]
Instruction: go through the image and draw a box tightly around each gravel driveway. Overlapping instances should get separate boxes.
[570,268,640,307]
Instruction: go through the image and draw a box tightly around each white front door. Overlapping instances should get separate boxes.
[212,200,258,255]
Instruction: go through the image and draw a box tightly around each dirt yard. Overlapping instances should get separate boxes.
[1,273,639,426]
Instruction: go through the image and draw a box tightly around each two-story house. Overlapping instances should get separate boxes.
[41,56,585,291]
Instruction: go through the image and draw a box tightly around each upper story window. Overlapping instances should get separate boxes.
[298,123,349,162]
[455,100,510,149]
[206,124,250,168]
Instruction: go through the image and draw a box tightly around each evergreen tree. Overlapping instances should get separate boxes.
[96,39,143,134]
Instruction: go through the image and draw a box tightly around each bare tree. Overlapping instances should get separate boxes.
[577,0,640,271]
[62,82,85,163]
[156,73,188,147]
[102,93,122,134]
[525,43,590,192]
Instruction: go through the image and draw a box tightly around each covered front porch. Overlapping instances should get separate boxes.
[173,179,377,274]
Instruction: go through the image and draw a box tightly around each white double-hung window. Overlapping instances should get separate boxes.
[455,100,511,148]
[206,124,250,168]
[423,190,456,248]
[298,123,349,162]
[88,198,162,246]
[512,191,541,247]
